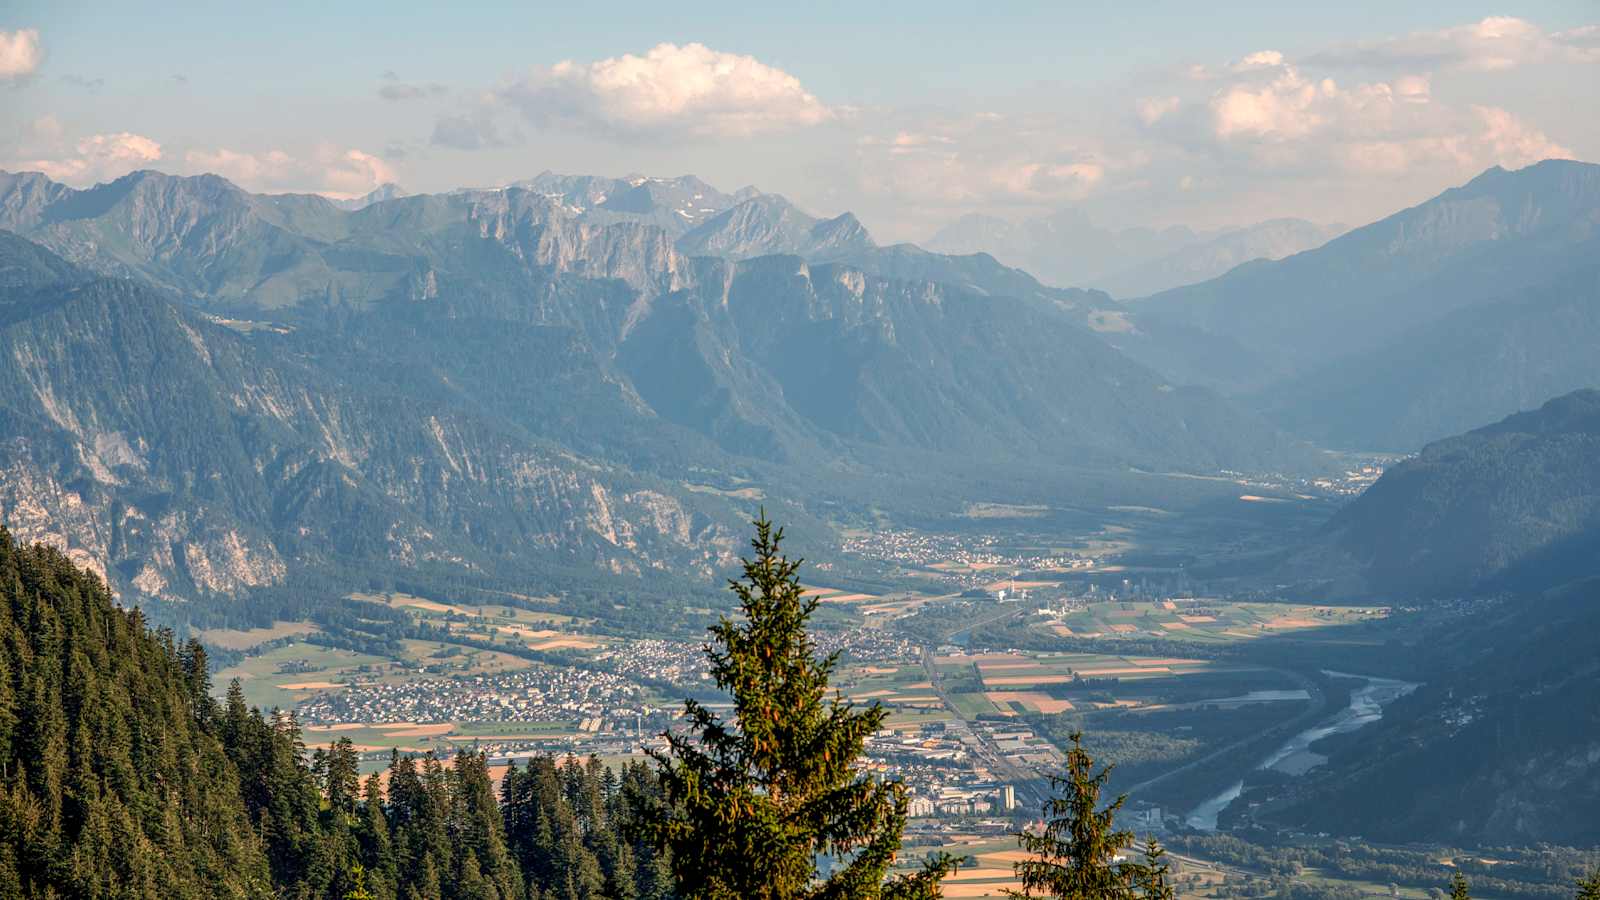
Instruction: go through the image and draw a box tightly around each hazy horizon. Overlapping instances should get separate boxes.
[4,2,1598,241]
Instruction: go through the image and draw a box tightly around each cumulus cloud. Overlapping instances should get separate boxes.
[1309,16,1600,72]
[0,28,43,79]
[852,110,1117,219]
[13,132,162,183]
[1471,105,1573,166]
[498,42,833,141]
[1210,65,1338,140]
[1136,96,1180,125]
[1173,48,1576,178]
[184,146,397,198]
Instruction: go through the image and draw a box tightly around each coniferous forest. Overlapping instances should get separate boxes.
[0,524,674,899]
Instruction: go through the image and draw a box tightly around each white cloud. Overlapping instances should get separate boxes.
[14,132,162,183]
[1310,16,1600,72]
[1211,66,1337,139]
[1190,48,1572,180]
[1136,96,1180,125]
[1333,105,1572,177]
[0,28,42,79]
[185,147,295,183]
[1393,74,1431,103]
[183,146,396,198]
[499,42,833,141]
[1235,50,1285,70]
[850,110,1117,223]
[1470,105,1573,167]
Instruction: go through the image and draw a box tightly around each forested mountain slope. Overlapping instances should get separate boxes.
[1278,577,1600,845]
[1260,263,1600,451]
[1292,389,1600,599]
[0,527,672,899]
[0,527,273,896]
[1128,160,1600,393]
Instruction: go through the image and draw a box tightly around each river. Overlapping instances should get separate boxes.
[1184,671,1418,831]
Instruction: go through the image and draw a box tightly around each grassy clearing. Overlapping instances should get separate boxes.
[216,641,390,711]
[199,620,320,650]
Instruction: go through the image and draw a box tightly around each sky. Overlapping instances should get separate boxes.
[2,2,1597,241]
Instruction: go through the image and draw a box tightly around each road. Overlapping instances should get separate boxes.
[917,603,1053,807]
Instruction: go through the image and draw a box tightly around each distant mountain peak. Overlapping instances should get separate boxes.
[331,182,407,211]
[676,194,875,261]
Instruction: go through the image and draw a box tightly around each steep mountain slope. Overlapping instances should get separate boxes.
[1276,577,1600,845]
[0,170,75,232]
[1261,264,1600,450]
[0,528,276,897]
[0,169,1312,475]
[0,241,745,606]
[1133,160,1600,387]
[676,194,874,260]
[1293,390,1600,599]
[613,253,1310,471]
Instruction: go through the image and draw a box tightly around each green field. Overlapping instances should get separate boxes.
[1041,599,1388,646]
[216,641,392,711]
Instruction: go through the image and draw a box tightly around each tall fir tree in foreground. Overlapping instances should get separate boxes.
[642,514,952,899]
[1448,871,1471,900]
[1007,732,1171,900]
[1576,869,1600,900]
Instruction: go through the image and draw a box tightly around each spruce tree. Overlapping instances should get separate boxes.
[643,514,952,899]
[1007,732,1170,900]
[1577,870,1600,900]
[1449,871,1471,900]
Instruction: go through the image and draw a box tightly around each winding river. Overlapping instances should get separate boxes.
[1185,671,1418,831]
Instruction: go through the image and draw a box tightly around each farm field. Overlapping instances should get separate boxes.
[932,649,1266,719]
[199,620,320,650]
[895,836,1472,900]
[1041,599,1388,646]
[892,836,1025,898]
[215,641,391,712]
[355,591,611,653]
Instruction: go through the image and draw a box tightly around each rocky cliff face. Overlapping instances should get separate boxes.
[676,194,876,261]
[0,242,743,604]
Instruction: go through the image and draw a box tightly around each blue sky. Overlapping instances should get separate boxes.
[3,2,1597,239]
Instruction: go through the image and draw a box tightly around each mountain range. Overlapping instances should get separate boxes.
[1094,159,1600,453]
[3,158,1598,610]
[0,168,1313,611]
[1129,161,1600,389]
